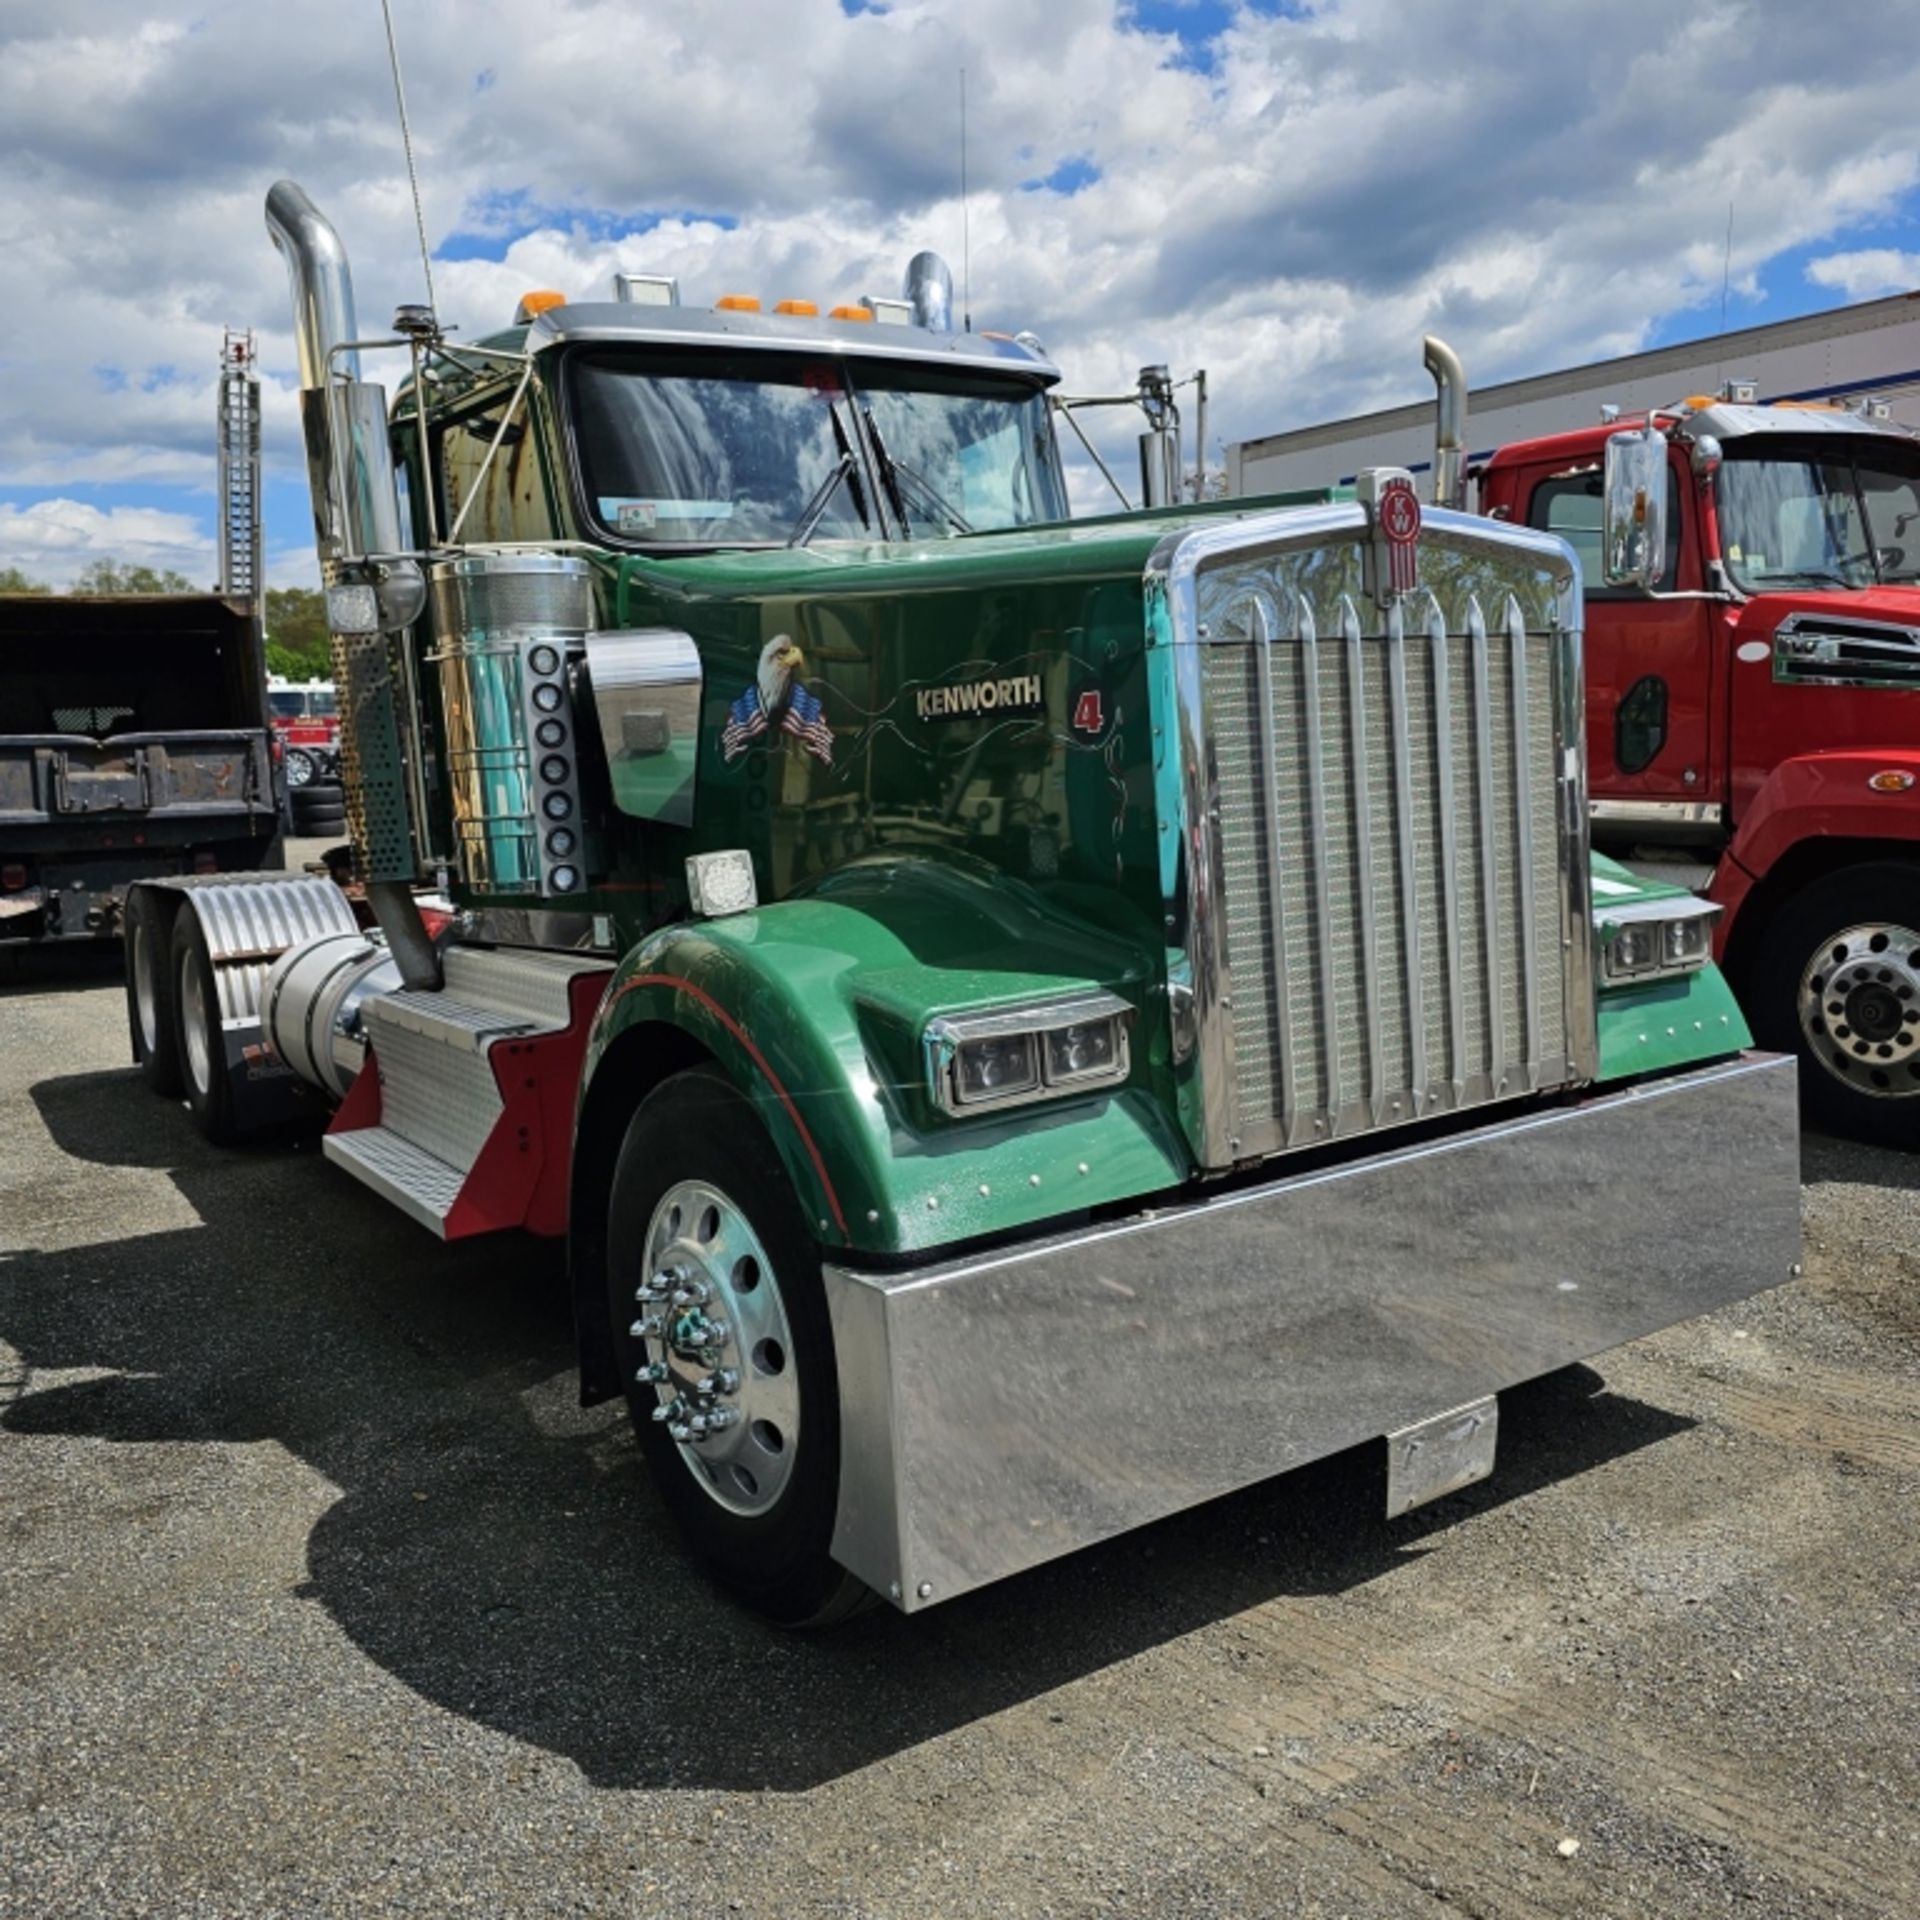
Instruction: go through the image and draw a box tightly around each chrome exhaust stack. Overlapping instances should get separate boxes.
[266,179,437,989]
[905,251,954,332]
[1423,335,1468,510]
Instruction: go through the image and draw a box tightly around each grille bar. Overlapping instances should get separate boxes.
[1386,601,1428,1117]
[1250,596,1298,1143]
[1429,598,1466,1104]
[1508,593,1540,1082]
[1468,596,1505,1097]
[1298,598,1344,1125]
[1343,595,1383,1122]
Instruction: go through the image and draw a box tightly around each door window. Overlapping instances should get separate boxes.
[1527,466,1681,595]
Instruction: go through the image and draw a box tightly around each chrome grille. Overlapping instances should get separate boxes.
[1194,575,1578,1159]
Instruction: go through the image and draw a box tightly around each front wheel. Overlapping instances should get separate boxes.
[1750,861,1920,1148]
[607,1067,871,1626]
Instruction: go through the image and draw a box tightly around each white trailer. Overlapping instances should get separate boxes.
[1230,290,1920,500]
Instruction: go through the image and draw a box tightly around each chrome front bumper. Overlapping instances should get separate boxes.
[824,1052,1800,1611]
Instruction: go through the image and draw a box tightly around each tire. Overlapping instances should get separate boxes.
[606,1067,873,1627]
[284,747,318,789]
[1749,861,1920,1148]
[125,889,182,1096]
[292,811,347,837]
[170,905,241,1145]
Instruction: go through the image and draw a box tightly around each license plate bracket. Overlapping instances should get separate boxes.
[1385,1395,1499,1518]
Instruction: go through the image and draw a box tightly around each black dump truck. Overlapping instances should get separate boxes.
[0,593,281,945]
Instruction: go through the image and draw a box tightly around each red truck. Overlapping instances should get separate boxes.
[1463,382,1920,1144]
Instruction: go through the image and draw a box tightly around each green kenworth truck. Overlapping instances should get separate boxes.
[122,182,1800,1624]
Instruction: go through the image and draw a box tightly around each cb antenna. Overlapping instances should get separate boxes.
[380,0,439,322]
[959,66,971,333]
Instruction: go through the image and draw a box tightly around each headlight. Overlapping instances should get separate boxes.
[1596,899,1720,985]
[925,992,1133,1117]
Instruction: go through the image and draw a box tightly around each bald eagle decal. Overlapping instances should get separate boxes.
[720,634,834,767]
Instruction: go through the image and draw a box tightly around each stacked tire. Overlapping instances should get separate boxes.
[289,779,346,840]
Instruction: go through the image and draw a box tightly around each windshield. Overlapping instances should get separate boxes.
[860,365,1067,533]
[310,688,338,718]
[269,691,306,719]
[1715,440,1920,592]
[570,348,1061,546]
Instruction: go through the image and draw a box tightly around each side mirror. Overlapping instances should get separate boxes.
[1602,424,1669,589]
[582,628,703,829]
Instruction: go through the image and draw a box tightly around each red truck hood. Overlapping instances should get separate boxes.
[1731,584,1920,643]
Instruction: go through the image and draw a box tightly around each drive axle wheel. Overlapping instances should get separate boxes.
[125,889,182,1096]
[170,906,241,1145]
[607,1068,871,1627]
[1752,862,1920,1148]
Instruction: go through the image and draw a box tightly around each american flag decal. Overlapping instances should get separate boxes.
[719,682,834,766]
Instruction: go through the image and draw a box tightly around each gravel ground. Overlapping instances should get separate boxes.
[1,935,1915,1920]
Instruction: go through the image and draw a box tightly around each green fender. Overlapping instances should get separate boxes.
[578,854,1195,1260]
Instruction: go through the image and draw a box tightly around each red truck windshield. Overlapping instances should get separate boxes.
[1716,439,1920,593]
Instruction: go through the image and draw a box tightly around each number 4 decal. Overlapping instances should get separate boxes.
[1072,689,1104,734]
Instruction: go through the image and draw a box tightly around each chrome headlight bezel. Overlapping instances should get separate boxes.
[1595,897,1721,985]
[923,991,1134,1117]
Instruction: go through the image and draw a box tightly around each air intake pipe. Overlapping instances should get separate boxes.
[1423,335,1468,511]
[905,251,954,332]
[266,179,438,990]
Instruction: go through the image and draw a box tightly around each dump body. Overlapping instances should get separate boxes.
[1,595,280,941]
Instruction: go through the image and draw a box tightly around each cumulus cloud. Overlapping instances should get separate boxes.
[1,0,1917,581]
[0,500,215,589]
[1806,248,1920,300]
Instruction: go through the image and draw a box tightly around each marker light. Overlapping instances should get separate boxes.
[715,294,762,312]
[514,290,567,322]
[830,305,875,322]
[774,299,819,317]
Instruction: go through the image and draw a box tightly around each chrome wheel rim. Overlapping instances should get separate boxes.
[285,748,315,788]
[180,946,212,1096]
[132,919,160,1055]
[636,1178,799,1518]
[1797,922,1920,1101]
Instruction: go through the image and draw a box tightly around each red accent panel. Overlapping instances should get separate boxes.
[609,971,850,1238]
[326,1057,384,1136]
[445,970,608,1241]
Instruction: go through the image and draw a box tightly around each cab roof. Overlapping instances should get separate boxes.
[524,300,1061,386]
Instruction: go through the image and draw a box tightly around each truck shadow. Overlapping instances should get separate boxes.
[6,1065,1695,1793]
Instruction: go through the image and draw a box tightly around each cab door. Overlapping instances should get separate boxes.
[1523,452,1719,824]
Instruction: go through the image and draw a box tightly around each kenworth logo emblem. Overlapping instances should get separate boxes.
[1358,466,1422,603]
[915,673,1045,722]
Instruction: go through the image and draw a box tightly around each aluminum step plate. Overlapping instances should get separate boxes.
[324,1126,465,1239]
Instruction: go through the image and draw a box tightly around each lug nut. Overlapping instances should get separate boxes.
[631,1313,664,1339]
[698,1368,740,1397]
[703,1406,741,1433]
[671,1280,711,1308]
[668,1423,693,1442]
[702,1318,732,1349]
[634,1360,670,1384]
[652,1397,686,1425]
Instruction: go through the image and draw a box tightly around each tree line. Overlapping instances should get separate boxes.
[0,561,330,680]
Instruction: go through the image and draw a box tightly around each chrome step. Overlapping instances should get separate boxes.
[325,944,614,1234]
[323,1125,467,1238]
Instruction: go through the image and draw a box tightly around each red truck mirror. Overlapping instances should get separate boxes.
[1602,423,1670,590]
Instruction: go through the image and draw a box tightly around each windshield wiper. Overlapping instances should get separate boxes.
[786,406,873,548]
[786,450,856,548]
[863,409,974,536]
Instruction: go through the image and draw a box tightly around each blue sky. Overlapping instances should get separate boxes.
[3,0,1917,589]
